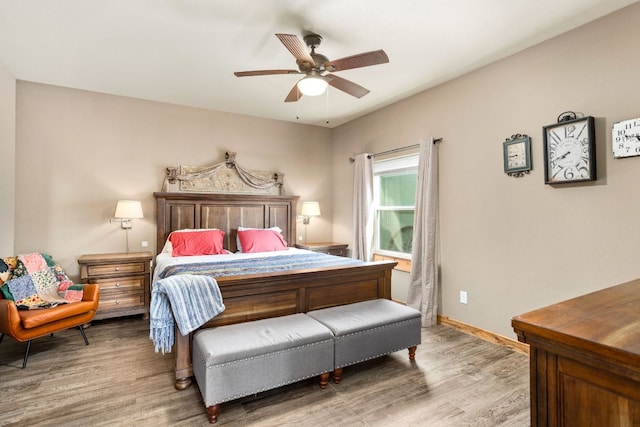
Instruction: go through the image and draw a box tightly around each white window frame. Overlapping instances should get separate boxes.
[373,154,419,259]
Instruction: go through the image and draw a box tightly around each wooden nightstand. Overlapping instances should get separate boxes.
[295,242,348,257]
[78,252,152,320]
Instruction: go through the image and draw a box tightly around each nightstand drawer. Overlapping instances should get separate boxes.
[88,276,144,291]
[86,262,146,277]
[98,290,145,310]
[325,248,346,256]
[295,242,348,257]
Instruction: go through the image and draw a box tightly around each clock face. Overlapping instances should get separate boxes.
[507,142,526,168]
[612,118,640,158]
[543,116,596,184]
[503,136,531,175]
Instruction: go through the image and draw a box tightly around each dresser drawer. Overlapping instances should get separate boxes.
[86,262,147,277]
[88,276,144,291]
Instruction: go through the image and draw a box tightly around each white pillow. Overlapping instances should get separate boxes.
[236,226,282,252]
[161,228,222,254]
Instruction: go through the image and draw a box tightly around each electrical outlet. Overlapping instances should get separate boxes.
[460,291,468,304]
[298,235,303,241]
[141,241,149,247]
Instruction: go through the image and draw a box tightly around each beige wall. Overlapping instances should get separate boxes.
[0,61,16,255]
[332,3,640,338]
[15,83,333,279]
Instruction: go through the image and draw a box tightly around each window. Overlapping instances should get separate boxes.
[373,155,418,257]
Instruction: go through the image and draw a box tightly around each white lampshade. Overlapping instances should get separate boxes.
[114,200,144,219]
[297,75,328,96]
[301,201,321,217]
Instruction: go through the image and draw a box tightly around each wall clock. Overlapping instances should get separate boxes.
[503,134,531,177]
[612,117,640,158]
[543,115,596,184]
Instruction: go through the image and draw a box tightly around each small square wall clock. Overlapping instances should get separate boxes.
[543,116,596,184]
[612,117,640,158]
[503,134,531,177]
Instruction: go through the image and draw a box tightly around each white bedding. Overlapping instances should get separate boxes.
[152,247,312,284]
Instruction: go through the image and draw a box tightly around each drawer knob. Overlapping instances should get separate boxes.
[114,267,120,271]
[115,300,120,305]
[115,283,120,288]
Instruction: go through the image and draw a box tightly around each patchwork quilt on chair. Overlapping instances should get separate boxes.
[0,252,84,309]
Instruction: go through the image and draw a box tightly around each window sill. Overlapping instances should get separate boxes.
[373,253,411,273]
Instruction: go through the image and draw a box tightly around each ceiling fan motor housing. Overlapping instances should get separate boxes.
[303,33,323,48]
[297,34,328,71]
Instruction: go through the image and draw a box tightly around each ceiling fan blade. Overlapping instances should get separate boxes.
[284,83,302,102]
[324,50,389,72]
[275,34,315,66]
[327,74,370,98]
[234,69,300,77]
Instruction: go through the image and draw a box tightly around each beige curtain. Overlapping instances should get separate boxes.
[352,153,374,261]
[407,138,440,326]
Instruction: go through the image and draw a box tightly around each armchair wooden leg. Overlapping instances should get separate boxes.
[78,325,89,345]
[22,340,32,369]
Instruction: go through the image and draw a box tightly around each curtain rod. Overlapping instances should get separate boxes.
[349,138,442,163]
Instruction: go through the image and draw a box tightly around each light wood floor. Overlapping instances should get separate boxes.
[0,317,530,426]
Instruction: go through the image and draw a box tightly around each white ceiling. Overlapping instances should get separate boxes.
[0,0,637,128]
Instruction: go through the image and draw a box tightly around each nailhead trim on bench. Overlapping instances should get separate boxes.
[332,318,420,368]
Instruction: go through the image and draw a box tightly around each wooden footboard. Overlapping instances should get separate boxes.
[172,260,396,390]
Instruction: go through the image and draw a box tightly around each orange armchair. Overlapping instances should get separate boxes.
[0,284,100,368]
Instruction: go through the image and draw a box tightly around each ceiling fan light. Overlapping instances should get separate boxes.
[297,75,328,96]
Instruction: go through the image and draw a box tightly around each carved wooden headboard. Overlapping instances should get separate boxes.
[154,192,299,254]
[161,151,285,195]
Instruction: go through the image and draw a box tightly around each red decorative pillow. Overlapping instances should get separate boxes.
[237,229,288,253]
[170,229,226,257]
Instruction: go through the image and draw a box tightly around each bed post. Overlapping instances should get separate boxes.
[174,329,193,390]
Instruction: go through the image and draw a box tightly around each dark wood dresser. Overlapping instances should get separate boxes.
[512,279,640,426]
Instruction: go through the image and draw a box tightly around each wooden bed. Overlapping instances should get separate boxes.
[154,191,397,390]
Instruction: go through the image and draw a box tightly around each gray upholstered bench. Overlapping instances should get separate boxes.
[192,313,334,424]
[307,298,422,383]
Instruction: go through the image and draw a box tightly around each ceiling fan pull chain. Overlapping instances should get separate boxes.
[296,86,300,120]
[325,87,330,124]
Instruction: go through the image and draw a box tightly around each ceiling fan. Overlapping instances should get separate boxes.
[234,33,389,102]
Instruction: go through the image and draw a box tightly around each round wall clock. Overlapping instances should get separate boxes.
[612,117,640,158]
[543,116,596,184]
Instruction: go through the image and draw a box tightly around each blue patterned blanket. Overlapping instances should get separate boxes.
[150,274,225,354]
[158,252,363,280]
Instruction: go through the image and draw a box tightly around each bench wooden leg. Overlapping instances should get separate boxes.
[332,367,343,384]
[319,372,330,389]
[206,404,220,424]
[408,345,417,360]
